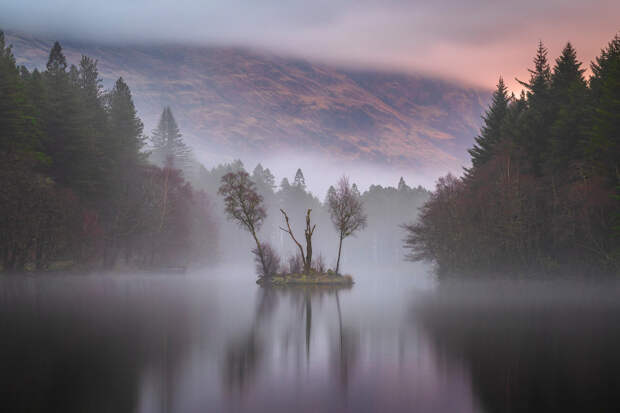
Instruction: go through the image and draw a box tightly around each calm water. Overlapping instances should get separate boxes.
[1,266,619,412]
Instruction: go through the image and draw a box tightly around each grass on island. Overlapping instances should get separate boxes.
[257,270,354,286]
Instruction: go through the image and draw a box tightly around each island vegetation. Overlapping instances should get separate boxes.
[218,170,365,285]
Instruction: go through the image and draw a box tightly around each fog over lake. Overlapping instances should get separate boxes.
[2,266,619,413]
[1,2,619,412]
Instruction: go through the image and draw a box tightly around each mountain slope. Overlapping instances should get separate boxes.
[6,31,490,170]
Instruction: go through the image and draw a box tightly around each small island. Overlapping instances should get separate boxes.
[219,172,366,286]
[257,271,354,287]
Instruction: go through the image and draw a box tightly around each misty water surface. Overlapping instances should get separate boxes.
[1,266,619,413]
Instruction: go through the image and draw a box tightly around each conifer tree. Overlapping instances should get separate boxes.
[102,77,145,268]
[263,168,276,189]
[43,41,94,196]
[280,177,290,190]
[590,34,620,99]
[293,168,306,188]
[520,41,552,103]
[0,31,38,156]
[467,77,510,170]
[588,36,620,185]
[46,42,67,74]
[252,163,276,193]
[107,77,145,169]
[150,106,191,171]
[517,41,553,175]
[75,56,109,198]
[549,42,588,172]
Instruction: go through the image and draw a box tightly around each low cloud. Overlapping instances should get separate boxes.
[2,0,618,91]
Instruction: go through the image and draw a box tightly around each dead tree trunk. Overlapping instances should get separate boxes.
[279,209,307,273]
[304,209,316,274]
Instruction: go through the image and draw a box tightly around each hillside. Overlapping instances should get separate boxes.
[6,31,490,171]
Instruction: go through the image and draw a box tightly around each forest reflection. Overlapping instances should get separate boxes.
[0,275,206,413]
[414,280,620,413]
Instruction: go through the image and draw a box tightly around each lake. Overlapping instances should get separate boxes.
[1,265,619,412]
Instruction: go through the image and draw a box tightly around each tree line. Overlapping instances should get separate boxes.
[196,161,429,274]
[0,33,215,272]
[404,36,620,276]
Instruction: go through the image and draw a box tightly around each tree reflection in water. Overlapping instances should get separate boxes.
[0,276,208,413]
[222,285,358,398]
[414,280,620,413]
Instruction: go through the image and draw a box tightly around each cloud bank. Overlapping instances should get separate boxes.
[2,1,618,91]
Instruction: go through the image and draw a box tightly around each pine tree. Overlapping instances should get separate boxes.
[106,77,145,171]
[46,42,67,74]
[75,56,110,198]
[42,41,94,196]
[517,41,553,175]
[0,31,39,156]
[398,177,410,192]
[253,163,264,178]
[549,42,588,172]
[467,77,510,170]
[590,34,620,100]
[150,106,192,171]
[102,77,145,269]
[78,56,104,105]
[280,177,290,191]
[252,163,276,192]
[293,168,306,188]
[520,41,552,103]
[263,168,276,189]
[588,36,620,186]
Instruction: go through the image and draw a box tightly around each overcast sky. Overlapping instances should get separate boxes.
[2,1,619,91]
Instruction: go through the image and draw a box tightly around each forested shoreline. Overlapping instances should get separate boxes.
[405,36,620,276]
[0,33,216,272]
[9,30,616,278]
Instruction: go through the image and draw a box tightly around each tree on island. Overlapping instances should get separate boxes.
[279,208,316,275]
[327,176,367,274]
[218,171,277,278]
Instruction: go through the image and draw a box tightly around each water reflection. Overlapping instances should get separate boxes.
[0,275,209,413]
[414,280,620,413]
[5,272,617,412]
[222,285,357,398]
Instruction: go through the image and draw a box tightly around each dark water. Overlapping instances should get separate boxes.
[1,266,619,413]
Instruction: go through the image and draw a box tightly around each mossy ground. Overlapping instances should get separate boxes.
[257,271,354,286]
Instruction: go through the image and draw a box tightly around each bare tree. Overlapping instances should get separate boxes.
[327,176,367,274]
[279,208,316,274]
[218,171,271,277]
[303,209,316,274]
[252,243,280,279]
